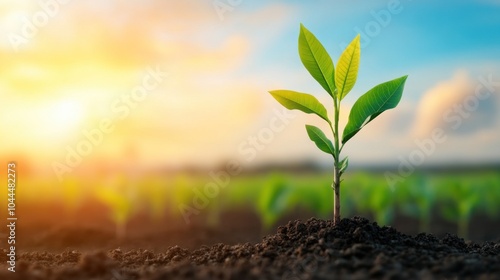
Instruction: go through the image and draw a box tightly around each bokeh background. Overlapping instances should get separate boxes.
[0,0,499,247]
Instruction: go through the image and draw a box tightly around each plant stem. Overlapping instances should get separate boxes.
[333,169,340,225]
[116,222,126,240]
[332,97,341,225]
[458,216,469,239]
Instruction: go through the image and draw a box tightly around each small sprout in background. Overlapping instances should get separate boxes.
[257,173,292,230]
[480,172,500,220]
[438,178,480,239]
[94,175,136,239]
[368,183,395,226]
[393,173,435,232]
[268,24,407,224]
[346,173,394,226]
[143,177,170,221]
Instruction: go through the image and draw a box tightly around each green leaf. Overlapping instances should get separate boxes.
[305,125,335,157]
[298,24,336,96]
[269,90,330,123]
[342,76,408,144]
[336,35,360,100]
[338,157,349,175]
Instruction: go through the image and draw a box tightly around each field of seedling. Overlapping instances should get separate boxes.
[12,170,500,237]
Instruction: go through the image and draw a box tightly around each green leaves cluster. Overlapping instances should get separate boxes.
[269,24,408,172]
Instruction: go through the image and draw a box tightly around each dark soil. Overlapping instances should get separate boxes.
[2,217,499,280]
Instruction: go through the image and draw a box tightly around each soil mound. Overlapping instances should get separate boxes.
[2,217,499,279]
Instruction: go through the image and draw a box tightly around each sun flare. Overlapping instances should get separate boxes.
[46,99,85,136]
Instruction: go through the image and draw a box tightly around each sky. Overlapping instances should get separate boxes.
[1,0,499,177]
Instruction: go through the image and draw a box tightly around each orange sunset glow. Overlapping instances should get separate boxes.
[1,1,276,177]
[1,0,499,179]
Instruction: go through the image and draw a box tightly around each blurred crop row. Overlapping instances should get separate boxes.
[12,170,500,239]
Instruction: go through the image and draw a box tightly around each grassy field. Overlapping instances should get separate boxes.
[11,170,500,239]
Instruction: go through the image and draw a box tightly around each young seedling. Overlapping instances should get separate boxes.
[257,173,292,230]
[438,178,480,239]
[94,178,135,239]
[269,24,408,225]
[142,178,170,220]
[398,174,435,232]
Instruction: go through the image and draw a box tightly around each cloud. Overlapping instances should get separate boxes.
[411,70,498,138]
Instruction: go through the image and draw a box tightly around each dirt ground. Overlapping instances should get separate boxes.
[1,202,499,279]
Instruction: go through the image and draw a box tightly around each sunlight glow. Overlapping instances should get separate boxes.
[47,99,85,135]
